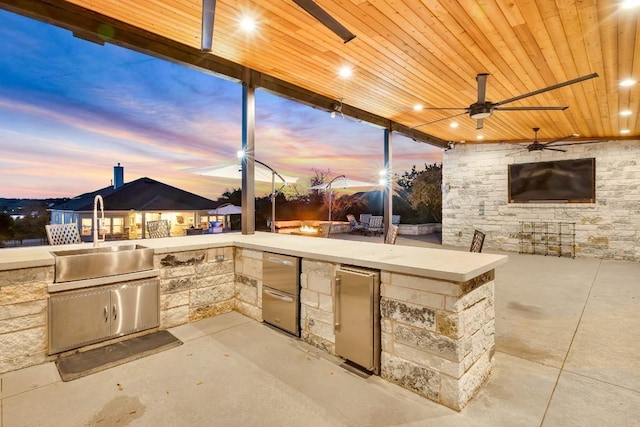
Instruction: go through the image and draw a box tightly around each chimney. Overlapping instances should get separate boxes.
[113,163,124,189]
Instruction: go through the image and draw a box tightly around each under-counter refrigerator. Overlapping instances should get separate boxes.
[334,266,380,374]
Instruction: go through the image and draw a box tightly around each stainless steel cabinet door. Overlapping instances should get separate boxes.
[334,268,380,372]
[111,281,159,336]
[49,289,111,354]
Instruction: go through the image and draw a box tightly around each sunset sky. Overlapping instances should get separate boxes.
[0,9,442,201]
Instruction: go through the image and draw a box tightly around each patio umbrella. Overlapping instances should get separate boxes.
[208,204,243,215]
[184,163,298,184]
[309,175,380,222]
[185,161,298,232]
[208,203,242,230]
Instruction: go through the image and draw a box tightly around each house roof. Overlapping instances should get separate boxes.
[51,177,217,212]
[1,0,636,146]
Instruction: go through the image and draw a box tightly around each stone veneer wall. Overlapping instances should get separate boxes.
[300,259,336,354]
[158,247,235,328]
[380,270,495,411]
[442,140,640,261]
[233,248,263,321]
[0,266,51,374]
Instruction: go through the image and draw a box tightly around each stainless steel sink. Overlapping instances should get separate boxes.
[51,244,154,283]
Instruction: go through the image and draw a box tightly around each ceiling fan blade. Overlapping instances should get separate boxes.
[293,0,356,43]
[393,107,466,111]
[546,140,602,147]
[476,73,489,103]
[543,147,568,152]
[201,0,216,52]
[542,134,578,146]
[476,118,484,130]
[412,111,467,129]
[495,106,568,111]
[494,73,599,107]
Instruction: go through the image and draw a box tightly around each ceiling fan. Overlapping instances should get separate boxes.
[201,0,355,51]
[412,72,599,130]
[507,127,601,155]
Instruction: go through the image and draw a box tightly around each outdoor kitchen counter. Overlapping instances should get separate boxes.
[1,232,506,410]
[0,232,507,281]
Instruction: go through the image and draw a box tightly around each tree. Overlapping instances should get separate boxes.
[0,213,14,246]
[409,163,442,222]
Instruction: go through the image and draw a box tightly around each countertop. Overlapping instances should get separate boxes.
[0,232,507,282]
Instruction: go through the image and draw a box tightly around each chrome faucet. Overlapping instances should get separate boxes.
[93,195,105,247]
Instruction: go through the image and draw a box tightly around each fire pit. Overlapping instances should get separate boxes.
[299,225,319,234]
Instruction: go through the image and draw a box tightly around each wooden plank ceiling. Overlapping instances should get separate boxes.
[2,0,638,146]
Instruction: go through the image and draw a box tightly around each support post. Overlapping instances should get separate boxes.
[383,128,393,238]
[241,69,256,234]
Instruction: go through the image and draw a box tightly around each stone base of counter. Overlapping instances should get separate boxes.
[380,270,495,411]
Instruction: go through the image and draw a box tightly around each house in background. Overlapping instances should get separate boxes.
[49,164,219,241]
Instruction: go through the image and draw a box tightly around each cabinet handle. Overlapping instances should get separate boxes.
[334,276,341,331]
[113,304,117,320]
[104,306,109,322]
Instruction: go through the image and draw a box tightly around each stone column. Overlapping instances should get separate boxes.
[380,270,495,411]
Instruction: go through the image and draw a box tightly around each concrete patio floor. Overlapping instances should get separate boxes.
[1,233,639,426]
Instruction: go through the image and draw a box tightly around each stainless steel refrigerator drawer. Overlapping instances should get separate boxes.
[262,286,299,336]
[263,253,300,295]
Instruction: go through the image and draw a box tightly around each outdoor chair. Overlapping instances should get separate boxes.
[366,215,384,236]
[470,229,485,253]
[45,223,82,245]
[346,214,365,233]
[359,214,372,233]
[147,220,171,238]
[384,224,399,245]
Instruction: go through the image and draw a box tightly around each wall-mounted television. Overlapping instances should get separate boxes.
[508,158,596,203]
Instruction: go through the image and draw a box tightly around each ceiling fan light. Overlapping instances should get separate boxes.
[469,104,492,119]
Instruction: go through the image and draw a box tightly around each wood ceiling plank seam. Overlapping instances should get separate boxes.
[77,1,198,47]
[371,0,480,92]
[432,0,537,102]
[562,1,605,136]
[474,0,549,99]
[320,2,480,122]
[258,6,438,108]
[597,2,621,135]
[598,2,622,136]
[506,2,568,97]
[252,0,458,116]
[529,2,593,136]
[347,1,479,100]
[576,1,608,136]
[547,2,599,136]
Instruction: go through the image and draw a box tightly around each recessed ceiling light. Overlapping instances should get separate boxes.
[450,122,459,128]
[620,0,640,9]
[620,129,630,134]
[476,135,484,140]
[620,109,633,116]
[239,15,257,32]
[620,78,636,87]
[413,104,423,111]
[338,66,352,79]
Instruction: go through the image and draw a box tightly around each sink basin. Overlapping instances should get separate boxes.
[51,244,154,283]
